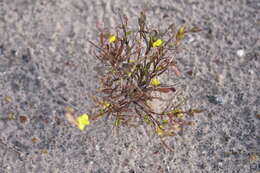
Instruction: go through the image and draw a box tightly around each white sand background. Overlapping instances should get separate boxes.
[0,0,259,172]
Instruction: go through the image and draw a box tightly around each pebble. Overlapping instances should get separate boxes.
[22,54,31,63]
[49,46,56,53]
[0,45,4,55]
[95,145,100,151]
[207,95,224,105]
[186,35,195,43]
[236,49,245,57]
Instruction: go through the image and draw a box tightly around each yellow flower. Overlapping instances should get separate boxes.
[152,39,162,47]
[155,125,164,135]
[101,102,110,109]
[170,109,184,119]
[76,114,90,131]
[150,78,160,86]
[108,35,116,43]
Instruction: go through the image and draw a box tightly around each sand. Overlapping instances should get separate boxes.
[0,0,259,172]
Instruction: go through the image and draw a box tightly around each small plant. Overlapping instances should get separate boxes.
[67,12,203,150]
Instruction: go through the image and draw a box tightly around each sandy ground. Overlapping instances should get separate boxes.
[0,0,259,172]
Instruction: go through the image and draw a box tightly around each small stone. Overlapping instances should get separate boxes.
[185,35,195,43]
[4,96,12,103]
[0,45,4,55]
[12,140,29,151]
[166,165,170,171]
[11,49,17,56]
[129,169,135,173]
[249,153,258,162]
[187,70,193,76]
[237,49,245,57]
[207,95,224,105]
[218,161,223,166]
[40,149,48,154]
[31,137,38,143]
[7,112,15,120]
[49,46,56,53]
[95,145,100,151]
[20,116,28,123]
[22,54,31,63]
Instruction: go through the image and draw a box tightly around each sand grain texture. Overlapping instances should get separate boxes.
[0,0,259,172]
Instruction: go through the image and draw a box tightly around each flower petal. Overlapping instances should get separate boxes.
[76,114,90,130]
[108,35,116,43]
[152,39,162,47]
[150,78,160,86]
[155,125,164,135]
[77,123,86,131]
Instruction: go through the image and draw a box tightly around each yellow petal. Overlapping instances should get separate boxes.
[170,109,184,118]
[101,102,110,109]
[155,125,164,135]
[76,114,90,130]
[76,114,89,125]
[150,78,160,86]
[152,39,162,47]
[77,124,85,131]
[108,35,116,43]
[104,103,110,108]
